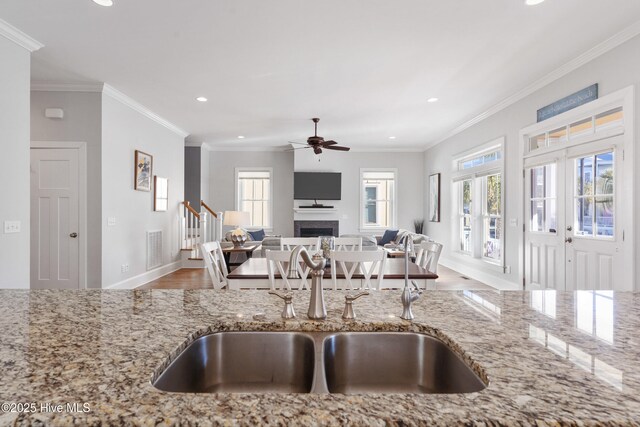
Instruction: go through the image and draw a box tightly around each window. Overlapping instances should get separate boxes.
[452,139,504,266]
[235,168,272,229]
[360,170,396,230]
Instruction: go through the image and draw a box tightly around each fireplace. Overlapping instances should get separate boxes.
[294,220,339,237]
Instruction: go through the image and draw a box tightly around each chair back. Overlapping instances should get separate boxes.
[330,249,387,290]
[200,241,228,289]
[281,237,321,252]
[415,241,443,273]
[265,250,311,290]
[334,237,362,251]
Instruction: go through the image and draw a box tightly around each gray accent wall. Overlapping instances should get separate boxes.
[30,91,103,288]
[424,33,640,289]
[184,146,201,210]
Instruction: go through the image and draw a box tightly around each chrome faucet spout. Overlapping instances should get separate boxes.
[288,245,327,320]
[400,235,421,320]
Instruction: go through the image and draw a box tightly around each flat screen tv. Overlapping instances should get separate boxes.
[294,172,341,200]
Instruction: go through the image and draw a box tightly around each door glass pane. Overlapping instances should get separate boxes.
[595,152,614,195]
[575,198,593,236]
[531,167,545,198]
[595,197,614,237]
[547,199,557,233]
[576,157,593,196]
[531,201,544,232]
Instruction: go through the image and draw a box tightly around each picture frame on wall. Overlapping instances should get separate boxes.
[429,173,440,222]
[154,176,169,212]
[134,150,153,191]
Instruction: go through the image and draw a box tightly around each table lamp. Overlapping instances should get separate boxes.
[223,211,251,247]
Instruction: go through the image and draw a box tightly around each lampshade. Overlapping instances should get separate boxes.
[223,211,251,227]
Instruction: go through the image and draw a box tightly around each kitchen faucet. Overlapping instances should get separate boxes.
[288,246,327,320]
[400,234,422,320]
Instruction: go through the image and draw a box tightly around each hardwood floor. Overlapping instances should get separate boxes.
[138,265,493,290]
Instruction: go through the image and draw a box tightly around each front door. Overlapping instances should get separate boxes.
[30,148,80,289]
[524,135,625,290]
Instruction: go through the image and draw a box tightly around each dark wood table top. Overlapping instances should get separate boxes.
[227,258,437,280]
[221,242,261,253]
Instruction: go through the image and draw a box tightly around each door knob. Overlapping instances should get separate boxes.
[70,232,78,238]
[566,226,572,231]
[565,237,572,243]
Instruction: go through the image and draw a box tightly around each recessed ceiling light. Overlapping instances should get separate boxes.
[525,0,544,5]
[92,0,113,6]
[427,97,439,103]
[196,96,208,102]
[237,135,245,139]
[388,136,396,140]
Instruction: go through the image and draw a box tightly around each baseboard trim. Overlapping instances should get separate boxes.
[439,257,520,290]
[105,261,182,290]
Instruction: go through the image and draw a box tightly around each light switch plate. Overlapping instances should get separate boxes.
[108,217,116,227]
[4,221,21,233]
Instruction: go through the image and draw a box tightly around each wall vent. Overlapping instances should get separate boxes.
[147,230,163,270]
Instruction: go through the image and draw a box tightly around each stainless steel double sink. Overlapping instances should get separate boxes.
[152,332,486,394]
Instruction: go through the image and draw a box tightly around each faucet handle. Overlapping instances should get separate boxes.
[342,291,369,320]
[268,290,296,319]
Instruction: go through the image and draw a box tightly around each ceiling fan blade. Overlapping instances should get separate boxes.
[324,145,350,151]
[322,140,338,146]
[288,141,309,145]
[285,146,312,152]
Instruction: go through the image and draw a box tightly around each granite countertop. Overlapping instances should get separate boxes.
[1,289,639,426]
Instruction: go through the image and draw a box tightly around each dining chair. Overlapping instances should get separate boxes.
[334,237,362,251]
[415,241,443,274]
[201,241,228,289]
[265,249,311,290]
[330,249,387,290]
[280,237,321,252]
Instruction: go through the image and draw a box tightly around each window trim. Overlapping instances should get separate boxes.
[234,167,274,231]
[359,168,398,232]
[451,137,505,267]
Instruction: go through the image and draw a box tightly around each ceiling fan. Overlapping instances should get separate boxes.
[288,118,351,155]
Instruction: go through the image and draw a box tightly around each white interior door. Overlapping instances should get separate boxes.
[30,148,80,289]
[524,158,565,289]
[565,138,622,290]
[524,135,626,291]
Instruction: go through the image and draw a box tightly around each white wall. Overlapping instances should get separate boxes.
[294,149,425,236]
[30,91,103,288]
[0,36,31,288]
[101,94,185,287]
[208,150,295,236]
[424,34,640,289]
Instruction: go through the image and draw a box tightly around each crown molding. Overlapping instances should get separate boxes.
[31,81,105,92]
[349,147,425,153]
[207,145,287,152]
[0,19,43,52]
[102,84,189,139]
[426,19,640,150]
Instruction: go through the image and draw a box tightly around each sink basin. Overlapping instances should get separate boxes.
[323,332,486,394]
[153,332,315,393]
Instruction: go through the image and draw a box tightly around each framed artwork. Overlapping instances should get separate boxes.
[154,176,168,211]
[429,173,440,222]
[134,150,153,191]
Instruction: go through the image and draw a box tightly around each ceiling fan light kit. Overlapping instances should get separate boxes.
[288,118,351,156]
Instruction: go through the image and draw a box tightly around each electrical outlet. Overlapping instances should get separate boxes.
[4,221,21,233]
[121,264,130,273]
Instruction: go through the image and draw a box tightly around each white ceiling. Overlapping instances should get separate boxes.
[2,0,640,149]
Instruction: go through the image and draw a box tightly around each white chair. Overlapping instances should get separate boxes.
[265,249,311,290]
[415,241,443,274]
[334,237,362,251]
[281,237,321,252]
[330,249,387,290]
[201,241,228,289]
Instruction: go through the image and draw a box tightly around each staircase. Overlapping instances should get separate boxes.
[180,200,223,268]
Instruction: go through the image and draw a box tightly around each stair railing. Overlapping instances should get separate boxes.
[180,201,224,259]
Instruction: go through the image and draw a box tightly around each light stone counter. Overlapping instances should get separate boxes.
[0,289,639,426]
